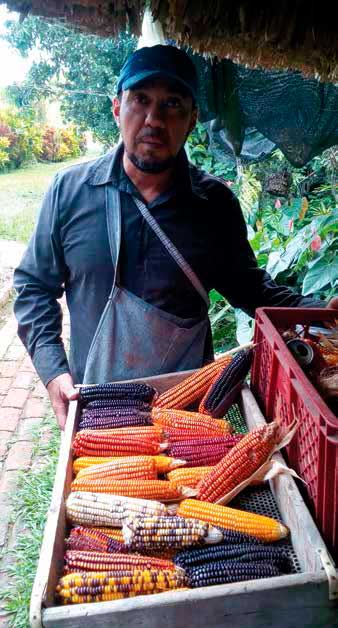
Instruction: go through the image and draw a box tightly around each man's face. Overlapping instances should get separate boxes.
[112,78,197,173]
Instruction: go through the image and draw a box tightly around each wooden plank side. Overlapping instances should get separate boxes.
[29,400,79,628]
[42,573,337,628]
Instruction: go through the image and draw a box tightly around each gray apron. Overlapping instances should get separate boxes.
[83,187,211,384]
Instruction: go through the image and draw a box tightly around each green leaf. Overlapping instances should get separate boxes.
[302,254,338,295]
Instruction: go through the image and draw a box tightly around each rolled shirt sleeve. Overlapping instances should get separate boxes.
[13,174,70,386]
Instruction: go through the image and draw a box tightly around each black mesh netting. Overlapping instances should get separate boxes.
[191,55,338,166]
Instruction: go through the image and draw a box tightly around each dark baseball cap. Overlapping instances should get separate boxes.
[116,45,198,101]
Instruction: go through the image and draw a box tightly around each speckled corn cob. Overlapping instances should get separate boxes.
[174,543,291,571]
[153,356,232,409]
[66,492,172,528]
[225,405,248,434]
[80,382,157,403]
[188,560,281,587]
[56,567,187,604]
[76,457,157,481]
[197,423,280,502]
[71,478,185,502]
[199,350,253,417]
[73,455,185,476]
[123,515,223,550]
[177,500,289,543]
[151,408,232,435]
[168,434,243,467]
[79,411,152,431]
[66,527,126,553]
[64,550,177,573]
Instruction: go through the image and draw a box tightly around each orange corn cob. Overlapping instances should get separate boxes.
[66,527,126,553]
[197,423,281,502]
[153,355,232,409]
[151,408,232,435]
[76,457,157,481]
[168,466,213,488]
[64,550,177,573]
[177,499,288,542]
[72,431,165,457]
[73,455,185,476]
[86,426,164,439]
[70,479,186,502]
[99,528,124,542]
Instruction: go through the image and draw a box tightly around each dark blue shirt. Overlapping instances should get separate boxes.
[13,143,322,385]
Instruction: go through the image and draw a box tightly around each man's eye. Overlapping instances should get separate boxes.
[165,98,182,108]
[134,94,148,104]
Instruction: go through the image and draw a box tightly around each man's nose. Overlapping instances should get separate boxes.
[144,103,165,127]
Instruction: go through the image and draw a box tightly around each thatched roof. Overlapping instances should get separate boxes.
[1,1,337,82]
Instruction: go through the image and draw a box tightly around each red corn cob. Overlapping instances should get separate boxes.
[64,550,176,573]
[66,527,126,553]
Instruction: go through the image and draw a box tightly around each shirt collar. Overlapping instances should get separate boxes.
[86,142,207,200]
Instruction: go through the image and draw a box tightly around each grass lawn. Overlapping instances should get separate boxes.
[0,149,101,243]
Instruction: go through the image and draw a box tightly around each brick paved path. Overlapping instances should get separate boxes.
[0,308,69,626]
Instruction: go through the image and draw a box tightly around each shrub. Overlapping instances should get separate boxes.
[40,124,86,162]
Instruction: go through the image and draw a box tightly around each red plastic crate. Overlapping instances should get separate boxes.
[251,307,338,557]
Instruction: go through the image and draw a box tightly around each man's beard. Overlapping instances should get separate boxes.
[126,150,176,174]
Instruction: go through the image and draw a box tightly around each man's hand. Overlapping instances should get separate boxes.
[47,373,79,429]
[327,296,338,310]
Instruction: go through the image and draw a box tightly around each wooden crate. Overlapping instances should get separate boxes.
[30,372,338,628]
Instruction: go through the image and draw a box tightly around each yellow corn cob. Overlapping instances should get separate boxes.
[70,478,187,502]
[99,528,124,542]
[197,423,281,502]
[66,491,174,527]
[123,515,223,549]
[153,356,232,409]
[168,466,213,488]
[151,408,232,435]
[76,457,157,481]
[177,499,288,542]
[73,455,185,476]
[56,567,187,604]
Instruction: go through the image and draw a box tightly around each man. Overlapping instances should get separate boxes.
[13,45,335,429]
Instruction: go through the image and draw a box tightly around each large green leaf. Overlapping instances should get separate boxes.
[302,254,338,295]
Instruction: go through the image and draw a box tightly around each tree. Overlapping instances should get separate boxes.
[3,17,136,146]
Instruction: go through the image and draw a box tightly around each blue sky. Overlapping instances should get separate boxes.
[0,6,35,87]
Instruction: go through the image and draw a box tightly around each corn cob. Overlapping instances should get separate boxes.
[79,412,151,431]
[64,550,177,573]
[168,466,213,488]
[73,455,185,476]
[76,456,157,480]
[71,478,186,501]
[153,355,232,409]
[151,408,232,435]
[72,429,165,457]
[66,527,126,553]
[73,459,157,485]
[123,515,223,550]
[56,567,186,604]
[83,399,151,412]
[188,560,281,587]
[99,528,124,542]
[168,434,243,467]
[174,543,291,570]
[225,405,248,434]
[80,382,157,403]
[199,350,253,417]
[197,423,280,502]
[66,492,173,527]
[177,500,288,542]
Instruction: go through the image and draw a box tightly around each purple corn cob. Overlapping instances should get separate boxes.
[175,543,291,571]
[80,382,156,403]
[188,560,281,587]
[79,411,152,431]
[83,398,151,412]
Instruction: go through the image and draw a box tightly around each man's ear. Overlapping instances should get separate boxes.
[112,97,121,126]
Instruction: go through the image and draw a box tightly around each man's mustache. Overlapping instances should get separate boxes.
[136,130,167,142]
